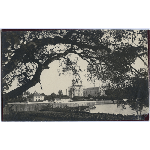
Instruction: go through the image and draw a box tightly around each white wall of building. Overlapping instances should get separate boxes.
[33,96,44,101]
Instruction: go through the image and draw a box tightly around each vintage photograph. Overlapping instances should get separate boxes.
[1,29,149,121]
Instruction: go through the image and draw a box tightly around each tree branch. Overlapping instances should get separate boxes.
[2,62,42,107]
[2,36,111,78]
[138,55,148,67]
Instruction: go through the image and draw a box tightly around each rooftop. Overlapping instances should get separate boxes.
[34,93,44,96]
[69,85,82,87]
[83,87,100,90]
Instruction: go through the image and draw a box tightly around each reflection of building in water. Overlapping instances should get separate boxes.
[83,86,106,97]
[68,85,83,98]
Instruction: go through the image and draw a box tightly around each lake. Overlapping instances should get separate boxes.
[90,104,149,115]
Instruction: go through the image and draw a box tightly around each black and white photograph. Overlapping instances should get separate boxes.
[1,29,149,121]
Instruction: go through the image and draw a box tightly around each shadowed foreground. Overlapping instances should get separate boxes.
[3,111,148,121]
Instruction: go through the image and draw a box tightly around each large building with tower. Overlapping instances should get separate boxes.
[68,84,107,98]
[68,85,83,98]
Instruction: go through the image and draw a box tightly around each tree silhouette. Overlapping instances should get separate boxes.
[2,29,148,107]
[58,90,63,98]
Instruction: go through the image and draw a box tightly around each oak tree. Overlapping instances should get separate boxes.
[2,29,148,107]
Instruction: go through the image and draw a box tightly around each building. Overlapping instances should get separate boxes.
[27,93,45,102]
[33,93,44,101]
[54,98,61,103]
[68,85,83,98]
[68,82,109,98]
[83,86,106,97]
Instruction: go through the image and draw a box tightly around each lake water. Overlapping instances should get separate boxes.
[7,101,149,115]
[90,104,149,115]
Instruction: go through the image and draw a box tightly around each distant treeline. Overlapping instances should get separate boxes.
[44,94,69,100]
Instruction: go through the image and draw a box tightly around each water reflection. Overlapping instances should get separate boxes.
[90,104,149,115]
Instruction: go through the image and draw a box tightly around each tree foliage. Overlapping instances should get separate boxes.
[2,29,148,107]
[58,90,63,98]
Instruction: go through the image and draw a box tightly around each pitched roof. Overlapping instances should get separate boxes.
[34,93,43,96]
